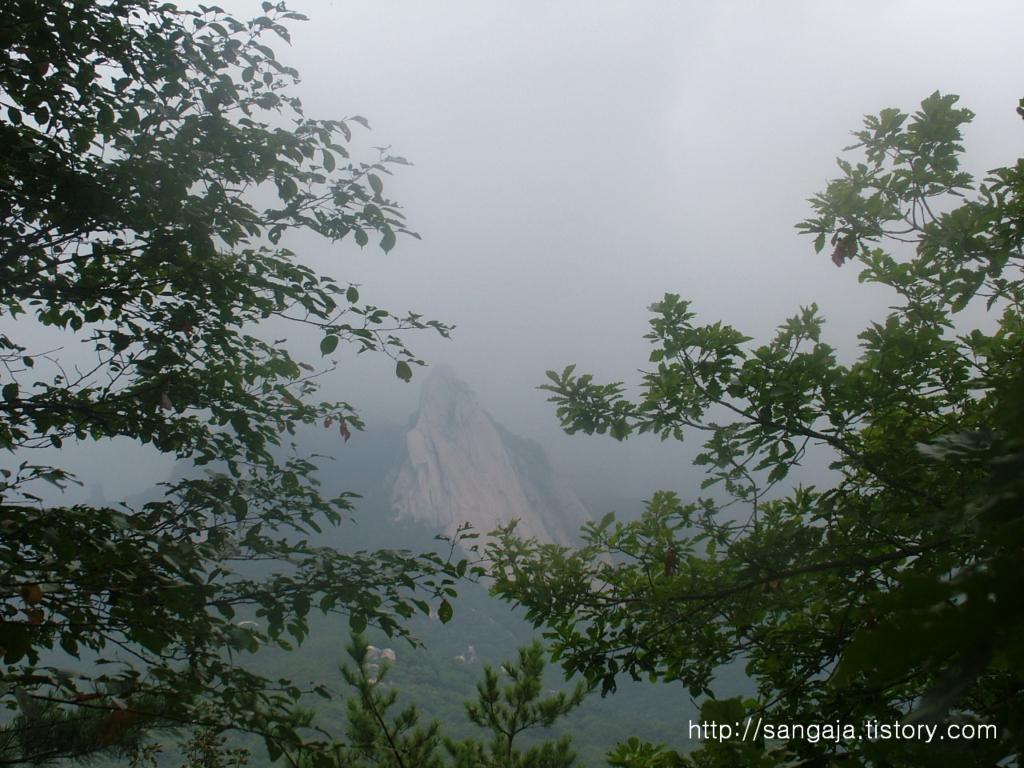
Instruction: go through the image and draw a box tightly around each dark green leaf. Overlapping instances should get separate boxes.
[438,599,453,624]
[320,335,339,355]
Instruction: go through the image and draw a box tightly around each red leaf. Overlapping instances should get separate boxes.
[98,709,136,746]
[662,548,679,576]
[19,583,43,606]
[831,237,856,267]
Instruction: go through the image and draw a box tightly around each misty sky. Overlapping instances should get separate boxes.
[51,1,1024,506]
[279,1,1024,497]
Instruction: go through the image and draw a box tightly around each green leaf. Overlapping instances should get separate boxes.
[2,383,18,402]
[200,90,219,112]
[438,599,453,624]
[395,360,412,382]
[279,175,298,200]
[39,472,65,488]
[320,335,339,355]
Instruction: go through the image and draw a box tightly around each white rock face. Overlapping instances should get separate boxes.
[390,367,590,545]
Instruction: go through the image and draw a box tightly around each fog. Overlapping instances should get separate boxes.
[46,1,1024,507]
[278,1,1024,499]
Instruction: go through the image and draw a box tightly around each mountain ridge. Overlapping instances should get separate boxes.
[388,365,591,545]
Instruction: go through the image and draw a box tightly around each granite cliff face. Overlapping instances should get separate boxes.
[389,367,590,545]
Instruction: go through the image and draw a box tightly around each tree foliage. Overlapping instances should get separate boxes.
[0,1,464,764]
[336,635,585,768]
[489,92,1024,766]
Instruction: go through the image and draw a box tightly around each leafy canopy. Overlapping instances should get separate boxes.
[0,1,465,764]
[489,92,1024,767]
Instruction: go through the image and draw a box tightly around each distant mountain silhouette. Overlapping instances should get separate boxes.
[389,366,591,545]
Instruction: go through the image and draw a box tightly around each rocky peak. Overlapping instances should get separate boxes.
[389,366,589,545]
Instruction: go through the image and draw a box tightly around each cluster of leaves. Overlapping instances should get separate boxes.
[334,635,586,768]
[0,1,466,764]
[171,728,252,768]
[489,92,1024,766]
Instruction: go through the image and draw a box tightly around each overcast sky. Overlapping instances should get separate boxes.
[268,1,1024,497]
[59,0,1024,506]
